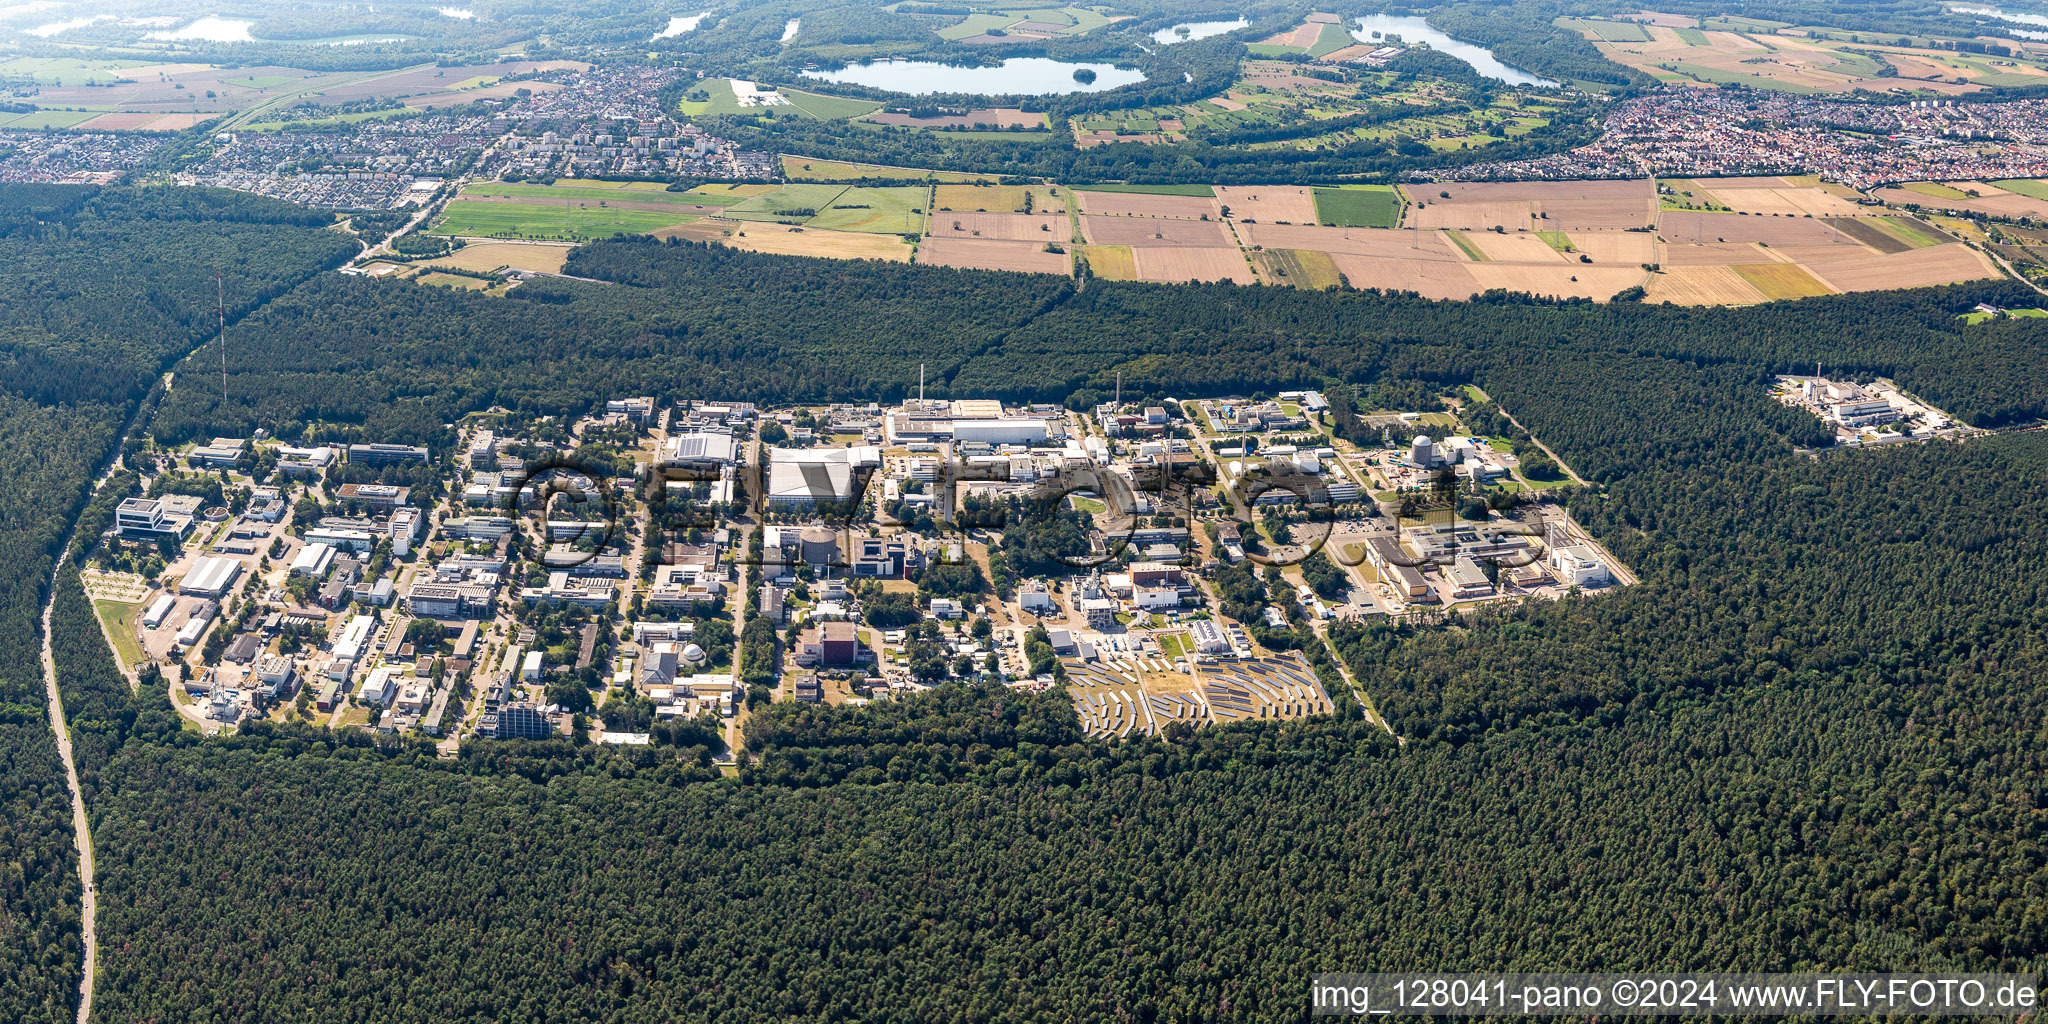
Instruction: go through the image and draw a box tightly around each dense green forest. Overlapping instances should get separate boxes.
[155,236,2047,461]
[0,184,359,1024]
[9,189,2048,1021]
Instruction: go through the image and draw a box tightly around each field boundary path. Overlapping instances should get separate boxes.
[40,552,97,1024]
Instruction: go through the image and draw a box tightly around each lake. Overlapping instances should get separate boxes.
[653,12,709,40]
[147,16,253,42]
[1349,13,1559,87]
[1151,18,1246,44]
[802,57,1146,95]
[1951,3,2048,37]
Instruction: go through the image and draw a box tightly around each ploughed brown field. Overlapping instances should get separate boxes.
[1215,186,1319,224]
[1075,191,1222,219]
[1082,215,1233,247]
[926,212,1067,241]
[919,238,1071,274]
[1132,246,1256,284]
[863,107,1043,129]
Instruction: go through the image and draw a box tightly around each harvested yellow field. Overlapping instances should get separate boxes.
[656,220,912,262]
[1465,264,1648,301]
[1662,241,1772,265]
[931,184,1064,213]
[428,241,576,275]
[1079,244,1138,280]
[1250,248,1344,289]
[1082,215,1233,247]
[1239,223,1463,261]
[1800,242,1997,292]
[1464,231,1567,263]
[919,238,1070,275]
[1328,254,1480,300]
[1565,231,1657,265]
[1216,185,1319,224]
[1644,265,1768,304]
[1075,191,1223,220]
[926,212,1068,241]
[1132,246,1255,284]
[1703,183,1864,218]
[1731,262,1835,300]
[1404,198,1534,232]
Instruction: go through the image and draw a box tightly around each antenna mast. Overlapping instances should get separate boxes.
[216,269,228,402]
[919,362,925,404]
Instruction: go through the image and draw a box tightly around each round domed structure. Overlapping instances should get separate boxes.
[681,643,708,665]
[1408,434,1435,468]
[798,526,839,566]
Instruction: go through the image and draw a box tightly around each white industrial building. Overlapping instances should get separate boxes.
[179,556,243,597]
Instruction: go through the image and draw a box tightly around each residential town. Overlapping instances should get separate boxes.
[81,387,1630,751]
[1435,89,2048,188]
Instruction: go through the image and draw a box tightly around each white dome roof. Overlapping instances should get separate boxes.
[681,643,707,663]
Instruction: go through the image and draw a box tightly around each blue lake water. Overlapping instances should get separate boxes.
[802,57,1146,96]
[1350,13,1559,87]
[1151,18,1247,44]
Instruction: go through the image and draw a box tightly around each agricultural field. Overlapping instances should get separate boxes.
[426,241,576,275]
[427,199,698,241]
[656,219,914,262]
[1249,15,1356,59]
[781,156,996,183]
[677,78,881,119]
[931,183,1065,214]
[862,107,1047,129]
[527,170,2001,305]
[1875,181,2048,221]
[1565,17,2048,94]
[1312,185,1401,228]
[807,186,929,234]
[927,5,1120,43]
[918,237,1070,274]
[1064,59,1557,155]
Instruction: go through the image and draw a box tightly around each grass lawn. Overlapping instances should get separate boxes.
[1313,185,1400,228]
[1070,496,1108,514]
[807,185,927,234]
[94,599,145,669]
[416,272,490,290]
[1157,632,1189,659]
[725,183,850,224]
[1073,183,1215,196]
[1536,230,1575,251]
[429,199,696,241]
[1960,306,2048,324]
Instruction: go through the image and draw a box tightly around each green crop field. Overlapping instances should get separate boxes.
[1073,183,1215,196]
[1313,186,1401,228]
[0,109,99,129]
[1992,179,2048,200]
[465,182,708,206]
[807,186,928,234]
[724,184,851,224]
[428,199,697,241]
